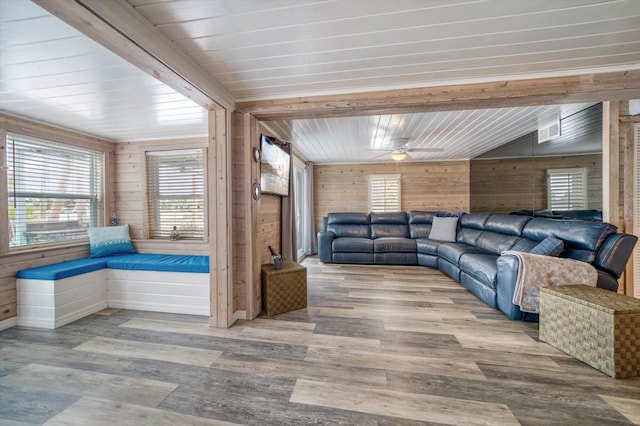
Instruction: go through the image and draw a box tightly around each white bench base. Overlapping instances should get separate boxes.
[17,270,108,329]
[107,269,209,316]
[17,269,210,329]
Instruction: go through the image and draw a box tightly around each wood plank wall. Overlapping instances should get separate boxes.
[470,154,603,214]
[313,161,470,232]
[257,195,282,265]
[114,138,210,255]
[0,114,114,323]
[232,113,248,312]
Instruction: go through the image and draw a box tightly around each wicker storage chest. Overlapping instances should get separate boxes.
[261,261,307,316]
[540,285,640,378]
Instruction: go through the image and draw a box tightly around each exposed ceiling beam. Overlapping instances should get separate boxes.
[236,71,640,120]
[33,0,235,111]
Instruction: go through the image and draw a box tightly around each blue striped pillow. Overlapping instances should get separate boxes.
[529,236,564,257]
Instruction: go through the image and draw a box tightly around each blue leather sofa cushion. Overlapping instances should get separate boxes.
[459,253,499,287]
[408,211,436,224]
[371,212,409,239]
[484,215,531,236]
[327,213,371,238]
[457,228,483,246]
[374,237,416,253]
[475,232,520,255]
[408,211,436,239]
[438,243,486,266]
[459,213,491,230]
[332,237,374,253]
[416,238,444,255]
[371,211,407,224]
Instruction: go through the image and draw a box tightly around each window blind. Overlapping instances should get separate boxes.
[146,149,204,239]
[6,133,103,248]
[369,174,401,212]
[547,167,587,210]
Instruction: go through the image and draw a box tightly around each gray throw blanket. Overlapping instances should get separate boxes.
[502,251,598,313]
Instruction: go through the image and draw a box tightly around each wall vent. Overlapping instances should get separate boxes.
[538,121,560,143]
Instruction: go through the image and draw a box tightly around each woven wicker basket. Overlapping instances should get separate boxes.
[261,261,307,316]
[540,285,640,378]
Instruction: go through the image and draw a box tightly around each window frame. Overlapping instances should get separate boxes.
[3,131,105,252]
[144,146,208,241]
[546,167,588,211]
[369,174,401,212]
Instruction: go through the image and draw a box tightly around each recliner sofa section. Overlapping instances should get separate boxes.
[318,210,637,320]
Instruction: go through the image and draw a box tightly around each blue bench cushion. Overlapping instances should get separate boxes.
[17,254,210,280]
[16,257,111,280]
[105,254,210,273]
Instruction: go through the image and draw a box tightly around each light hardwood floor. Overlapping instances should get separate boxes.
[1,257,639,425]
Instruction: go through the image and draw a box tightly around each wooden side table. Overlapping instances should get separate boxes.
[261,261,307,316]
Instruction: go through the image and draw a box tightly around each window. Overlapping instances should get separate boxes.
[547,167,587,210]
[369,174,401,212]
[6,133,103,249]
[146,149,204,240]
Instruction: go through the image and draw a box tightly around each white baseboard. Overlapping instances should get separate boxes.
[108,300,210,317]
[0,317,17,331]
[232,310,247,322]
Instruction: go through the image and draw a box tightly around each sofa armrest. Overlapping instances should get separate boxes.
[317,231,335,263]
[496,254,528,320]
[594,233,638,279]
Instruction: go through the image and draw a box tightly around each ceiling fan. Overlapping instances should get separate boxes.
[370,138,444,161]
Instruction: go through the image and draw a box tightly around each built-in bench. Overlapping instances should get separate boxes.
[16,254,210,329]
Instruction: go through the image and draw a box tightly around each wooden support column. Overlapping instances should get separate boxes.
[244,114,262,319]
[209,109,233,328]
[602,101,620,227]
[623,118,635,297]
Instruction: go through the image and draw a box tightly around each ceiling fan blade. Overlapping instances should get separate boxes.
[407,148,444,152]
[368,151,392,160]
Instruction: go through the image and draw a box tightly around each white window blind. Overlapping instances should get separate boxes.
[547,167,587,210]
[146,149,205,240]
[6,133,103,248]
[369,174,401,212]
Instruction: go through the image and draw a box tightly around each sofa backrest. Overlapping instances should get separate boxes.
[457,213,490,246]
[473,215,533,255]
[326,212,371,238]
[408,211,437,238]
[370,212,409,239]
[521,218,617,263]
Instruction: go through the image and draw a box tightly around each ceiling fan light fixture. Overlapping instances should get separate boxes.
[391,152,408,161]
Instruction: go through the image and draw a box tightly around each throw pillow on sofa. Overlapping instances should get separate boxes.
[529,236,564,256]
[428,216,459,242]
[87,224,136,258]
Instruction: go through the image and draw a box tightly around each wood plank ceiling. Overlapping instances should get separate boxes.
[1,0,639,160]
[0,0,209,142]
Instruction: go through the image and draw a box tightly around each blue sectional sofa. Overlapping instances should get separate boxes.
[318,211,637,320]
